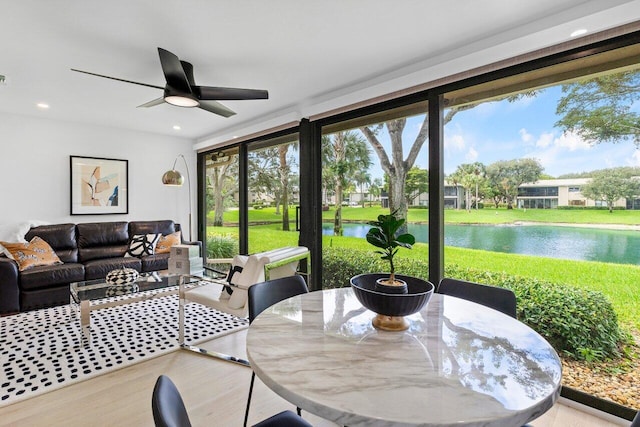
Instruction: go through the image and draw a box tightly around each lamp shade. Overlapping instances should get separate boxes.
[162,170,184,186]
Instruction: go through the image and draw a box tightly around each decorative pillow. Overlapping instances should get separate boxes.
[125,234,160,257]
[155,231,181,254]
[0,236,63,271]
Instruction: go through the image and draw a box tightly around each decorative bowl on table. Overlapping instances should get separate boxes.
[350,273,434,331]
[106,267,140,285]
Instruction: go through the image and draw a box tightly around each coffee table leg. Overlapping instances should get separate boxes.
[179,276,185,345]
[80,299,91,346]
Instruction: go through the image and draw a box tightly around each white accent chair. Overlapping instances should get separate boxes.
[179,246,310,365]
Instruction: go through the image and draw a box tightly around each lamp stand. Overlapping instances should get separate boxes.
[163,154,193,242]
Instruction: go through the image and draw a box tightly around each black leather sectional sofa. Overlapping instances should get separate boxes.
[0,220,199,314]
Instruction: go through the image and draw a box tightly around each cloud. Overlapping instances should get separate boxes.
[531,130,590,151]
[553,131,591,151]
[627,150,640,167]
[466,146,478,162]
[535,132,554,148]
[444,133,465,151]
[519,128,533,143]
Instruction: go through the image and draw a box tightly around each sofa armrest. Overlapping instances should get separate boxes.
[0,257,20,314]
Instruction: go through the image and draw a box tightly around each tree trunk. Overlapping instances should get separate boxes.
[213,169,225,227]
[334,181,343,236]
[279,145,290,231]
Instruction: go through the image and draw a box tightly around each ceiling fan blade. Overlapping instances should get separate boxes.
[71,69,164,90]
[198,100,236,117]
[194,86,269,100]
[137,97,165,108]
[157,48,192,94]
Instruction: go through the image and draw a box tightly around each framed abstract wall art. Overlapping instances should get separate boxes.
[70,155,128,215]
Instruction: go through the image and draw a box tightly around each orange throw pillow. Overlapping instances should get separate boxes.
[0,236,63,271]
[155,231,181,254]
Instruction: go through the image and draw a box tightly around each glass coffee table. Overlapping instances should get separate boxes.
[70,269,225,346]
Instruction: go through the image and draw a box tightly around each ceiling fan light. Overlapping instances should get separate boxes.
[162,169,184,186]
[165,95,199,108]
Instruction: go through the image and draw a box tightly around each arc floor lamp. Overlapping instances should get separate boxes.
[162,154,192,241]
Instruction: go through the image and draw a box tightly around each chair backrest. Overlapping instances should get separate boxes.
[248,275,309,323]
[437,278,517,318]
[226,246,310,311]
[151,375,192,427]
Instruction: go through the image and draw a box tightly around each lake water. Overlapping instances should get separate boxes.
[321,222,640,265]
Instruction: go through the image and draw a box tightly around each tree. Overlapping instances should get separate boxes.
[360,119,427,226]
[359,94,535,224]
[449,162,486,212]
[206,156,238,227]
[556,70,640,145]
[353,170,371,208]
[581,170,640,213]
[485,158,543,209]
[248,145,297,231]
[369,178,383,207]
[322,131,371,235]
[277,143,297,231]
[404,166,429,206]
[248,148,280,206]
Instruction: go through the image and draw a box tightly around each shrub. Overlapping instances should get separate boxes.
[322,247,623,361]
[206,234,238,259]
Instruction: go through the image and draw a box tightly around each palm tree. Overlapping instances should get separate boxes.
[354,170,371,208]
[322,131,371,235]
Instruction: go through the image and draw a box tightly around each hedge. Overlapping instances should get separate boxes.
[206,234,238,259]
[322,247,622,361]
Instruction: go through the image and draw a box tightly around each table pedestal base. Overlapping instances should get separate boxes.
[373,314,409,331]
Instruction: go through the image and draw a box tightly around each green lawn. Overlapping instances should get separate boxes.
[207,205,640,330]
[211,206,640,226]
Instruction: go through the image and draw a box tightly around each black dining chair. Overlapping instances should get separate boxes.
[152,375,192,427]
[437,277,517,318]
[152,375,312,427]
[244,275,309,427]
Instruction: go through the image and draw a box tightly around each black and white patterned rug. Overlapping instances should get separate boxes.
[0,289,248,407]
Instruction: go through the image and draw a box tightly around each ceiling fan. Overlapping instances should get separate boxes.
[71,47,268,117]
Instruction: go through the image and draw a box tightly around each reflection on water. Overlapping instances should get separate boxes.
[322,222,640,264]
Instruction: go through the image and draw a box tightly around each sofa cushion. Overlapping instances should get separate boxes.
[1,237,63,271]
[20,285,70,311]
[25,223,78,263]
[83,257,142,280]
[141,253,170,272]
[20,263,85,291]
[129,220,176,237]
[77,222,129,262]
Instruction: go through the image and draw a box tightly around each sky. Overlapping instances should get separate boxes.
[362,85,640,179]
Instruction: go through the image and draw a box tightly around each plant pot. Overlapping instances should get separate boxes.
[374,277,408,294]
[350,273,434,332]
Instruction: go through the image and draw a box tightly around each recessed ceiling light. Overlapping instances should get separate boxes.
[173,125,181,130]
[36,103,49,109]
[570,29,587,37]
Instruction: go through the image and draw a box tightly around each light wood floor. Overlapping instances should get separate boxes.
[0,329,630,427]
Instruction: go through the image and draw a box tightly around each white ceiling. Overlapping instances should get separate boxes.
[1,0,640,147]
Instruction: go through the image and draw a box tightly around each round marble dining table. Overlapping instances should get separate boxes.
[246,288,562,427]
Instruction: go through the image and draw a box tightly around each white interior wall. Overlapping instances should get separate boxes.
[0,112,197,237]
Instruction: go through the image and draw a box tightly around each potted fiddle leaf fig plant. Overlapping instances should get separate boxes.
[350,209,433,331]
[366,210,415,293]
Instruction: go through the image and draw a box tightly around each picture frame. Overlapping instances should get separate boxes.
[70,155,128,215]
